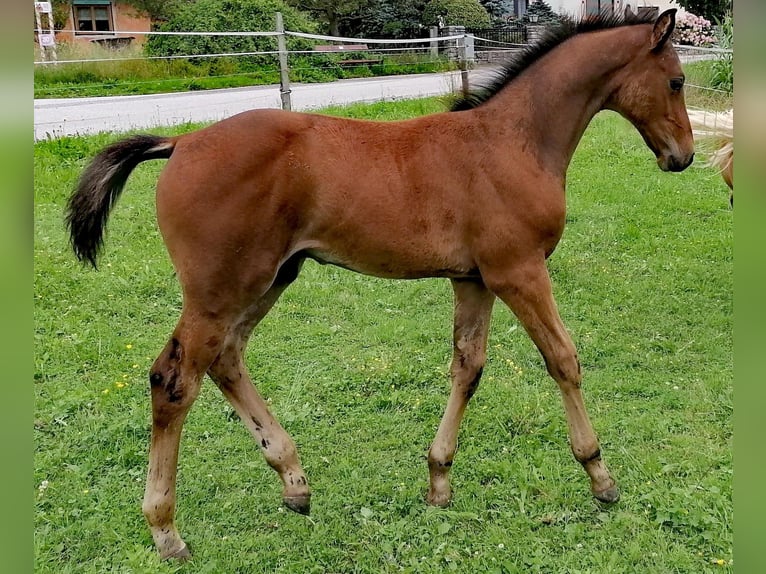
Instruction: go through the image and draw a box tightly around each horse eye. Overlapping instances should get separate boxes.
[670,78,685,92]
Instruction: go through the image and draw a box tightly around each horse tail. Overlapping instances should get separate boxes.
[66,134,176,268]
[687,108,734,179]
[708,140,733,182]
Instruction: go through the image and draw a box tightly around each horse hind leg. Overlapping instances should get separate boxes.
[142,310,228,560]
[207,259,311,514]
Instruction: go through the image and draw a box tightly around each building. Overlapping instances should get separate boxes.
[513,0,686,19]
[53,1,151,48]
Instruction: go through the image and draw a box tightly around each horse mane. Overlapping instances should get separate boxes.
[451,11,657,111]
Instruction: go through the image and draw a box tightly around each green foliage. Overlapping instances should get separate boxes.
[682,60,733,111]
[422,0,491,27]
[34,48,454,98]
[523,0,560,25]
[48,1,72,30]
[286,0,370,36]
[356,0,429,39]
[673,0,731,22]
[145,0,317,67]
[116,0,183,21]
[35,102,732,573]
[710,12,733,94]
[480,0,513,21]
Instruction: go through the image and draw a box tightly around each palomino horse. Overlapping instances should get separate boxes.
[687,108,734,205]
[67,10,693,559]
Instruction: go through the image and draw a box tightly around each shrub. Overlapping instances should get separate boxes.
[710,12,732,93]
[673,11,716,46]
[145,0,317,68]
[422,0,492,28]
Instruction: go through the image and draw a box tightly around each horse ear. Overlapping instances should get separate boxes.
[649,8,676,52]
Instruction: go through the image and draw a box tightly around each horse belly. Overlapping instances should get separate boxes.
[301,238,478,280]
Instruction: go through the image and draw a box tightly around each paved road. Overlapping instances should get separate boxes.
[34,71,473,141]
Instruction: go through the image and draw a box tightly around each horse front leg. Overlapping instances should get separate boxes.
[485,259,620,503]
[427,279,495,506]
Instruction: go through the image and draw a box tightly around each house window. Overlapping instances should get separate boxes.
[74,3,113,33]
[585,0,616,17]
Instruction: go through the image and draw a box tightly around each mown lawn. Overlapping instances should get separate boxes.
[34,99,732,573]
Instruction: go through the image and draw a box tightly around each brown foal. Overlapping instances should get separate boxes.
[67,10,693,559]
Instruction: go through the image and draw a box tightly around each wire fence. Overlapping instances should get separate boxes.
[33,24,733,108]
[33,28,463,65]
[34,26,464,99]
[674,44,733,111]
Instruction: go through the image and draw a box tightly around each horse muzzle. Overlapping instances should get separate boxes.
[658,151,694,172]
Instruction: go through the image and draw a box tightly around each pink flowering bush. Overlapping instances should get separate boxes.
[673,12,716,46]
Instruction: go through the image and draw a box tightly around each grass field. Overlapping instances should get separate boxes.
[34,99,733,573]
[33,42,454,99]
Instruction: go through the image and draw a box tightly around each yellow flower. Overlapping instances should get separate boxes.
[716,559,725,566]
[102,389,109,394]
[115,382,125,389]
[126,344,133,350]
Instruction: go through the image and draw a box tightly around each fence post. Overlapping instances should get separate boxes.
[35,1,57,63]
[275,12,291,111]
[459,34,474,97]
[464,33,475,64]
[429,26,439,60]
[34,3,46,63]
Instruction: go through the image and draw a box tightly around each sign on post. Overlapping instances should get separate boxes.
[38,33,55,47]
[34,2,52,13]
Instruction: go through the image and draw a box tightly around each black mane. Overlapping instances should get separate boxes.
[450,11,657,111]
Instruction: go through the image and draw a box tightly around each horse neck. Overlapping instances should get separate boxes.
[476,26,648,176]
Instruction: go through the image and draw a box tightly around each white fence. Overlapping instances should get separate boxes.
[34,16,732,111]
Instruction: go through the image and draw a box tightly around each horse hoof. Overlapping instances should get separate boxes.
[283,495,311,515]
[425,490,452,508]
[594,484,620,504]
[163,543,192,561]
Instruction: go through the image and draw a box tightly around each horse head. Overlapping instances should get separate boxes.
[605,9,695,172]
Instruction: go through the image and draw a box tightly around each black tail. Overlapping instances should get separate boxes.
[66,134,175,268]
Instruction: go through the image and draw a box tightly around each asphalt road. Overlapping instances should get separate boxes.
[33,71,472,141]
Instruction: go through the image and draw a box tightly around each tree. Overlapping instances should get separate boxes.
[353,0,429,38]
[479,0,512,22]
[523,0,560,24]
[422,0,492,28]
[145,0,317,65]
[674,0,731,23]
[286,0,371,36]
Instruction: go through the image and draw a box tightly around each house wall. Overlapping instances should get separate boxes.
[56,2,151,46]
[543,0,686,19]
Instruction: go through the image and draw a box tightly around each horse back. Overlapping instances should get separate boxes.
[155,108,563,282]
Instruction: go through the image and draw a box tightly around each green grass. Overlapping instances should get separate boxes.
[34,99,732,573]
[33,42,455,99]
[683,60,733,111]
